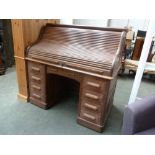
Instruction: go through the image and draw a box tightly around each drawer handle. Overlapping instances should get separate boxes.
[32,85,41,90]
[85,93,99,100]
[48,67,57,72]
[65,73,74,77]
[32,76,41,81]
[87,82,100,88]
[83,113,96,120]
[33,94,41,99]
[31,67,40,72]
[84,103,98,111]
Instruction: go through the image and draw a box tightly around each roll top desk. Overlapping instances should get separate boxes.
[26,24,126,132]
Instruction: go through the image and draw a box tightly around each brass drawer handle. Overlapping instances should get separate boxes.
[85,93,99,100]
[32,85,41,90]
[33,94,41,99]
[87,82,100,88]
[31,67,40,72]
[32,76,41,81]
[84,103,98,111]
[83,113,96,120]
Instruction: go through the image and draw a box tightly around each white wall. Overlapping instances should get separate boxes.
[73,19,150,34]
[73,19,109,27]
[128,19,149,31]
[60,19,73,24]
[109,19,150,36]
[109,19,129,28]
[62,19,150,37]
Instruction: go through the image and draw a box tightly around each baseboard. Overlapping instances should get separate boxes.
[17,93,28,102]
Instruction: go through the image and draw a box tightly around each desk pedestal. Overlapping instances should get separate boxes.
[27,60,117,132]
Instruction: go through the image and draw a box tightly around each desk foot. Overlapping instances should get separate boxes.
[77,117,104,133]
[29,97,49,110]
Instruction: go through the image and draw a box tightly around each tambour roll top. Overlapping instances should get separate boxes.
[27,24,126,76]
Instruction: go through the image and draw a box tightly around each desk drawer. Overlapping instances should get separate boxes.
[29,75,45,90]
[47,66,75,79]
[47,66,58,74]
[80,110,101,124]
[82,90,104,104]
[81,100,102,114]
[29,82,46,101]
[29,76,44,86]
[28,61,45,77]
[83,77,107,93]
[30,85,41,96]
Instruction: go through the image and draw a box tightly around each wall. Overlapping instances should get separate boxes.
[109,19,129,28]
[73,19,150,35]
[73,19,109,27]
[109,19,150,35]
[60,19,73,24]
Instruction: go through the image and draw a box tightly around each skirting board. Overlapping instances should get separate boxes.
[17,93,28,102]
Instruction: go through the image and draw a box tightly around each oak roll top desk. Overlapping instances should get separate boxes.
[26,24,127,132]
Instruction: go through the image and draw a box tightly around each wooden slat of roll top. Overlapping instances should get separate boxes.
[29,48,114,65]
[30,46,118,61]
[30,37,120,53]
[38,55,113,69]
[30,53,112,72]
[34,35,120,47]
[43,27,122,38]
[42,33,121,44]
[29,49,116,62]
[42,34,121,42]
[29,48,117,65]
[29,43,119,62]
[41,28,121,48]
[45,23,127,32]
[42,35,121,43]
[30,54,110,75]
[30,48,117,61]
[41,36,120,49]
[29,53,113,70]
[29,51,114,69]
[39,40,120,51]
[29,52,114,68]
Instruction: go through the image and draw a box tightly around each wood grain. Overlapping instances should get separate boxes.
[11,19,60,101]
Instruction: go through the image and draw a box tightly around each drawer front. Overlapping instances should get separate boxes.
[29,84,46,101]
[80,110,101,124]
[29,82,46,102]
[81,100,102,113]
[28,61,45,78]
[47,66,75,79]
[47,66,58,74]
[81,90,104,105]
[29,75,43,86]
[83,77,107,93]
